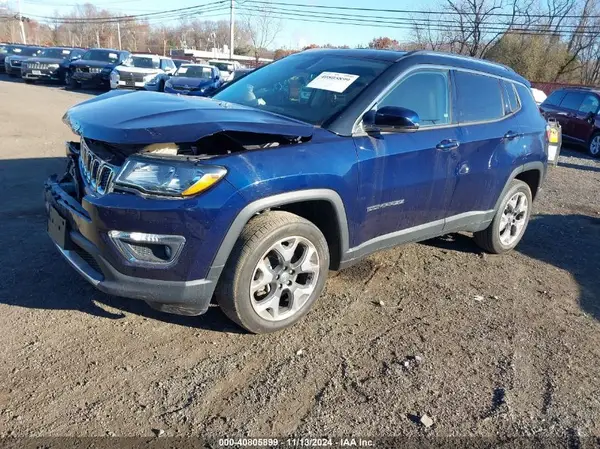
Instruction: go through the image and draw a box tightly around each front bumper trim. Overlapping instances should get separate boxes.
[55,229,215,315]
[55,242,102,286]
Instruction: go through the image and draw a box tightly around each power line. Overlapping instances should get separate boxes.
[235,7,600,38]
[25,0,227,23]
[243,0,600,20]
[237,3,600,32]
[238,7,600,36]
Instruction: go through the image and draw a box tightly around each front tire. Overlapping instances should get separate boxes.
[215,211,330,334]
[65,71,79,89]
[24,79,34,84]
[474,179,532,254]
[588,132,600,158]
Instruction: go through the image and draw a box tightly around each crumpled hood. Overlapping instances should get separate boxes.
[63,90,315,144]
[70,59,115,70]
[170,76,213,88]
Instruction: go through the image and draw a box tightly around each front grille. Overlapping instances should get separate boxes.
[26,62,50,70]
[172,84,204,92]
[119,71,145,83]
[79,139,119,196]
[76,67,101,73]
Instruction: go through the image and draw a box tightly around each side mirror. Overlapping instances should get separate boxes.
[70,55,81,61]
[586,111,595,121]
[364,106,420,133]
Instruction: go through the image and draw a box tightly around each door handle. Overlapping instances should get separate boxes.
[436,139,460,151]
[504,131,522,140]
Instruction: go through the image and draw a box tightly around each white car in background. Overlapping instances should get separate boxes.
[208,59,242,82]
[110,54,176,89]
[531,87,547,105]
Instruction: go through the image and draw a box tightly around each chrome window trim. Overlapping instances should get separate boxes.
[352,63,530,135]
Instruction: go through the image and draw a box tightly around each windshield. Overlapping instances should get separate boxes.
[232,70,251,80]
[125,56,159,69]
[213,53,390,125]
[211,62,234,72]
[40,48,71,59]
[12,47,41,57]
[82,50,120,63]
[175,65,213,79]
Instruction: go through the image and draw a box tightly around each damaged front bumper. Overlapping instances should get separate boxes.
[42,147,243,316]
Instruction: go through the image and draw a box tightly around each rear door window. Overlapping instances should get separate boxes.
[454,71,504,123]
[379,70,450,127]
[559,92,585,110]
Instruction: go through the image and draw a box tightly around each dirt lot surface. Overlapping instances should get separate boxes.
[1,75,599,442]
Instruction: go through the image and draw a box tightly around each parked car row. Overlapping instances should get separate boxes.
[1,43,250,97]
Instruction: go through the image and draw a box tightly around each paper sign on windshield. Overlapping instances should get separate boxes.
[109,53,118,59]
[306,72,359,93]
[178,67,188,74]
[62,50,70,55]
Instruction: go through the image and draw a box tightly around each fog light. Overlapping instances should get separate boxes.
[108,231,185,267]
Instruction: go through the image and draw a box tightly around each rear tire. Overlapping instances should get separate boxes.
[159,80,165,92]
[474,179,532,254]
[588,132,600,158]
[215,211,329,334]
[24,79,34,84]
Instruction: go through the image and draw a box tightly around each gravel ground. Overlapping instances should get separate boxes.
[0,76,599,442]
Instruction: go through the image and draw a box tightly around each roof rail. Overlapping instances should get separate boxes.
[408,50,515,72]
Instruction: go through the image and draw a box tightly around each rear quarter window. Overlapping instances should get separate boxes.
[454,71,504,123]
[501,80,520,115]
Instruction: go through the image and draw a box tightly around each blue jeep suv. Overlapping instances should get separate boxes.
[45,49,548,333]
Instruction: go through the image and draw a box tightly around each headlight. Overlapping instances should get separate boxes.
[144,73,157,83]
[165,79,172,88]
[48,63,59,69]
[114,157,227,197]
[110,70,120,82]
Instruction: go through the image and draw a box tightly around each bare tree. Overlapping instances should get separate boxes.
[242,3,281,62]
[444,0,524,57]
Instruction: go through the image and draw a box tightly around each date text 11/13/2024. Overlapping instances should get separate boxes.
[218,438,375,447]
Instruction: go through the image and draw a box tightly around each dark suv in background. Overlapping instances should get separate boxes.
[21,47,86,84]
[540,87,600,157]
[67,48,130,90]
[3,45,43,76]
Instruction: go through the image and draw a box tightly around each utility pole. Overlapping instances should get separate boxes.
[229,0,234,59]
[17,0,26,44]
[117,22,122,50]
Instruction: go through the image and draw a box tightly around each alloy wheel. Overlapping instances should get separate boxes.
[499,192,528,246]
[590,135,600,155]
[250,236,320,321]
